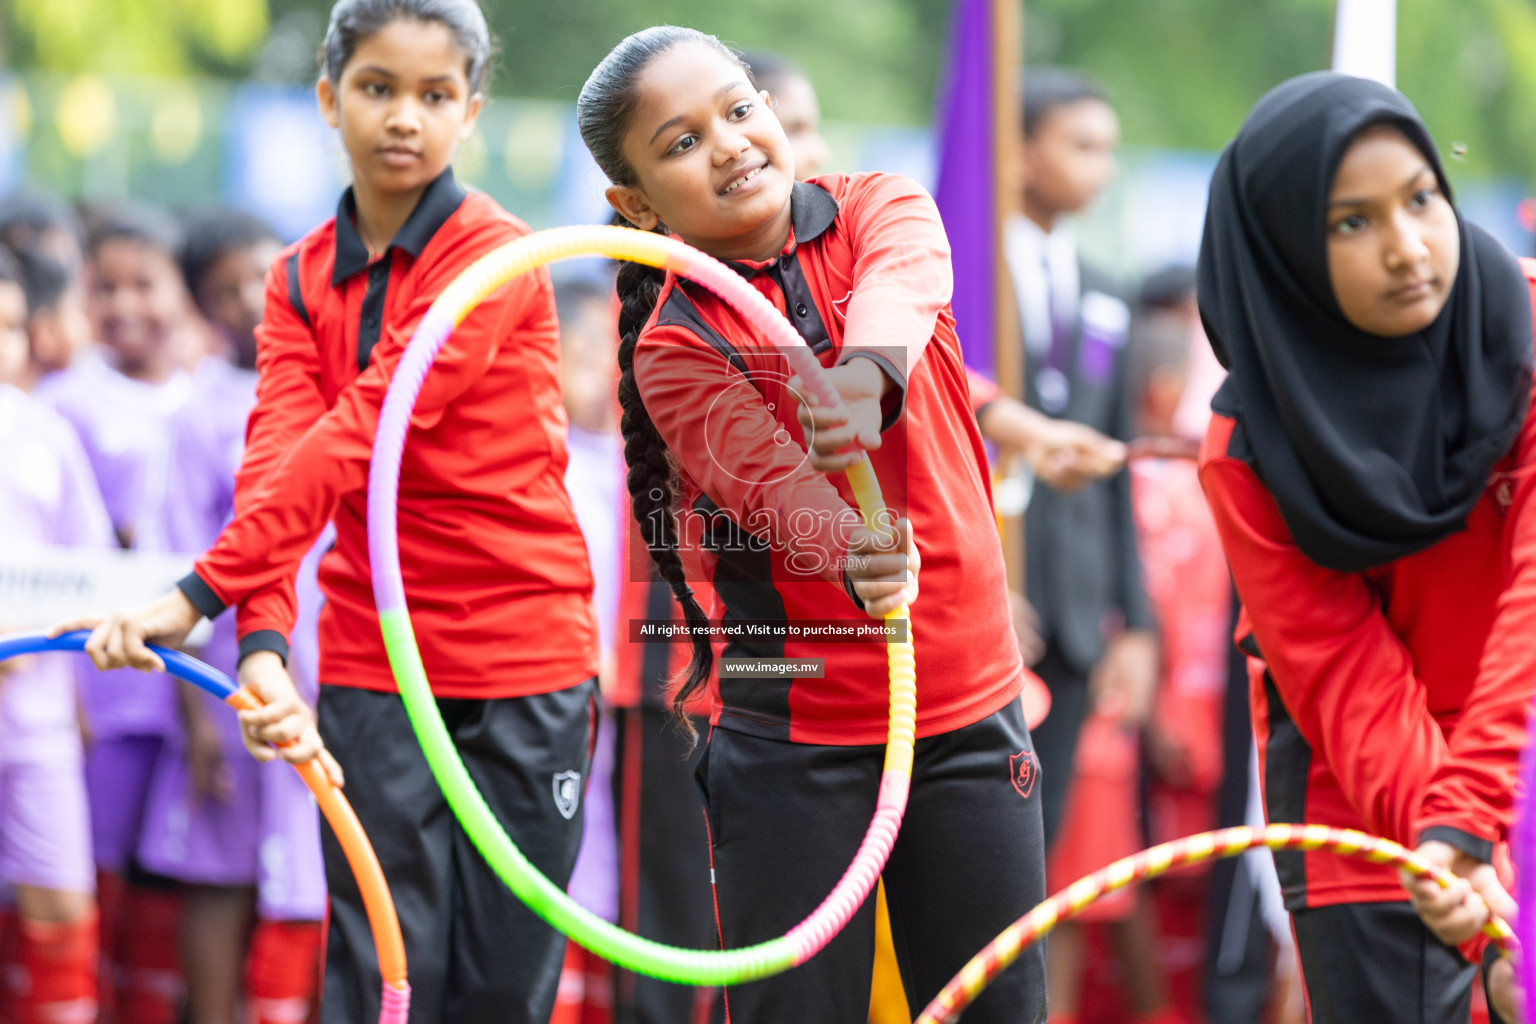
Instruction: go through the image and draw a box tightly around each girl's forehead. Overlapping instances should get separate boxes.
[1329,128,1432,198]
[633,45,752,117]
[346,18,468,81]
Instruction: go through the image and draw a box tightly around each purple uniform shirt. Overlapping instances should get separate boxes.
[138,358,324,694]
[36,350,191,738]
[134,359,327,915]
[0,388,101,891]
[0,386,115,761]
[562,426,622,922]
[36,349,193,545]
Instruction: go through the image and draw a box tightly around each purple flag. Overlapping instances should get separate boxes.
[932,0,997,378]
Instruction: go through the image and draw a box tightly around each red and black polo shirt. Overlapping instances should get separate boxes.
[1199,264,1536,914]
[634,172,1027,745]
[178,169,598,697]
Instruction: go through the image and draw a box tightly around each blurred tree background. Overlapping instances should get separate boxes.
[5,0,1536,182]
[7,0,270,75]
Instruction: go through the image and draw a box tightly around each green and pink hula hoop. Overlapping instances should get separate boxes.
[366,225,917,984]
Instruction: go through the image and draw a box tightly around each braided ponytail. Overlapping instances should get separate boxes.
[614,242,715,739]
[580,27,749,739]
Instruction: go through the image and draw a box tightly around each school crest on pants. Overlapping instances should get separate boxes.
[1010,750,1039,800]
[553,770,582,820]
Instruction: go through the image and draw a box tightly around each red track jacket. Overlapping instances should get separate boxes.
[1199,264,1536,912]
[178,170,598,697]
[633,173,1025,745]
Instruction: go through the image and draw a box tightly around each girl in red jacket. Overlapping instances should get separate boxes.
[1196,72,1531,1023]
[62,1,599,1021]
[577,26,1046,1022]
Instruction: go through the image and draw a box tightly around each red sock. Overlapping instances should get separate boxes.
[14,912,98,1024]
[112,886,181,1024]
[578,946,612,1024]
[690,987,718,1024]
[0,906,18,1024]
[245,920,323,1024]
[548,941,585,1024]
[93,871,123,1024]
[548,941,616,1024]
[307,910,327,1024]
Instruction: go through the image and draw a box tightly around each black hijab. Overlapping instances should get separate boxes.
[1198,71,1532,572]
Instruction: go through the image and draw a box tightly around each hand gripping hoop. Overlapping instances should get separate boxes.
[366,225,917,984]
[916,822,1514,1023]
[0,631,411,1024]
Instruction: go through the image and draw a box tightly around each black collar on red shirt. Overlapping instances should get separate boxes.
[723,181,839,279]
[788,180,838,245]
[331,168,468,285]
[715,182,839,353]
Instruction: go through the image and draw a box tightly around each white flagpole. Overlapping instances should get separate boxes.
[1331,0,1397,87]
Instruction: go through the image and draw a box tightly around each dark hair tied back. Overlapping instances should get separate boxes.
[611,226,715,741]
[579,28,749,738]
[321,0,493,93]
[577,26,745,188]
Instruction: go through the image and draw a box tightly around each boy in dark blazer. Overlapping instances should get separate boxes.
[1006,67,1157,847]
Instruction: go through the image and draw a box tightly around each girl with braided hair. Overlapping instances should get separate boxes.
[579,26,1048,1022]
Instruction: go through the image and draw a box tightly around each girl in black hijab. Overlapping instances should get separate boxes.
[1197,71,1532,1023]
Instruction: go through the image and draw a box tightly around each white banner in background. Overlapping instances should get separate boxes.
[0,543,211,644]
